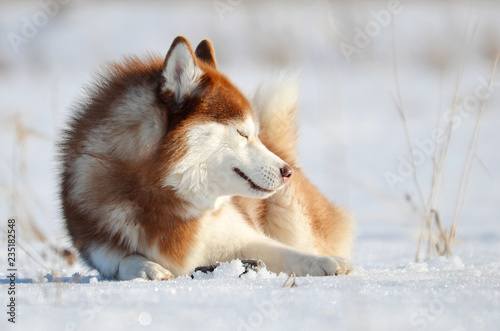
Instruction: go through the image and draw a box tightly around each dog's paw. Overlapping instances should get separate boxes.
[329,256,353,275]
[141,262,175,281]
[117,255,174,281]
[288,254,352,277]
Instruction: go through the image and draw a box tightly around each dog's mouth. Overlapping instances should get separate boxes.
[232,167,274,193]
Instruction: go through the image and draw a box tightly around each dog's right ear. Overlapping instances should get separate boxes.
[161,36,202,105]
[195,39,217,69]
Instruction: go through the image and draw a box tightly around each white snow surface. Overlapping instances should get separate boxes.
[1,0,500,330]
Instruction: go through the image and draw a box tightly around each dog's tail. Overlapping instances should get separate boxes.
[251,72,300,165]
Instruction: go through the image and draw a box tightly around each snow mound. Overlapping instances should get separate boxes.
[403,256,465,272]
[427,256,465,271]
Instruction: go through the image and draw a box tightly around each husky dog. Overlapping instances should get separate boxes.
[59,36,354,280]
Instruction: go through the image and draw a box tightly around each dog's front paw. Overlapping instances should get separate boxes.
[328,256,353,275]
[117,255,174,281]
[288,254,352,276]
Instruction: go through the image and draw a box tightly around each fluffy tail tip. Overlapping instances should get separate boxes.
[250,70,300,128]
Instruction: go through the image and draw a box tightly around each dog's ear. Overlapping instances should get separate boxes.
[195,39,217,69]
[161,36,202,104]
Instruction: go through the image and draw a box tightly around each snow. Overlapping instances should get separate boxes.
[4,259,500,330]
[1,0,500,330]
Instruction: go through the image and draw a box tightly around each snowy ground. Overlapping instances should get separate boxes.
[1,0,500,330]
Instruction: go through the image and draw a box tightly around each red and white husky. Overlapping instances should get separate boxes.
[60,36,354,280]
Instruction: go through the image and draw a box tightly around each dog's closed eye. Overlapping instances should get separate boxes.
[237,130,249,140]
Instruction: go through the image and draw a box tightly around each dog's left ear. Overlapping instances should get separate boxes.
[195,39,217,69]
[161,36,202,104]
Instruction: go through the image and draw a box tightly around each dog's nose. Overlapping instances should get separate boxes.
[280,164,294,182]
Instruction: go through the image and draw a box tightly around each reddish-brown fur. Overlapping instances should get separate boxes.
[60,39,255,272]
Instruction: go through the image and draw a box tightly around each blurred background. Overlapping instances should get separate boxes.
[1,0,500,276]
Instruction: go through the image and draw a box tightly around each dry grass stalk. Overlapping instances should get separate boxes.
[391,20,429,262]
[414,24,499,262]
[415,23,472,261]
[390,10,490,262]
[283,272,297,288]
[11,114,48,242]
[391,21,426,215]
[414,14,479,262]
[2,113,71,276]
[449,52,500,250]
